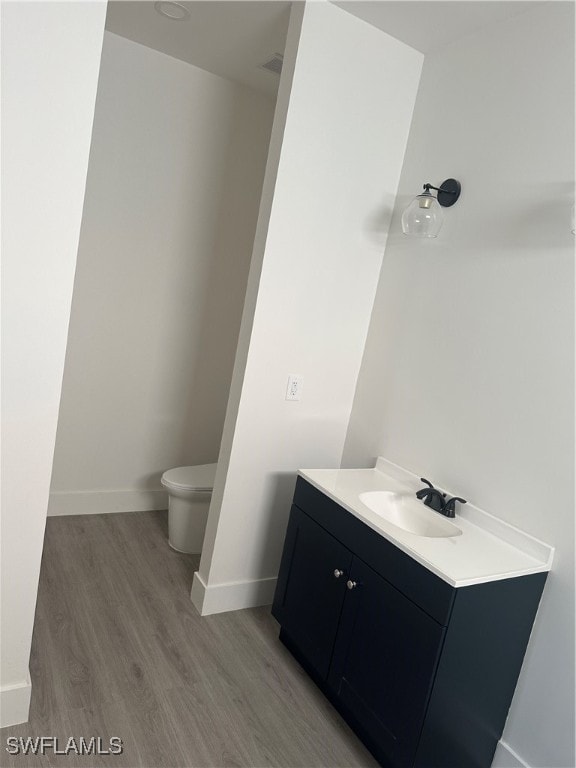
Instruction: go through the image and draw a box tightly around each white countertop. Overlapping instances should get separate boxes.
[298,458,554,588]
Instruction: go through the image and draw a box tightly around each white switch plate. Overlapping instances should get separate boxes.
[286,374,303,401]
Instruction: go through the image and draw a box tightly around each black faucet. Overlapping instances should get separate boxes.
[441,496,467,518]
[415,478,446,513]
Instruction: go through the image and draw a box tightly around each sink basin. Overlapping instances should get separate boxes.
[359,491,462,538]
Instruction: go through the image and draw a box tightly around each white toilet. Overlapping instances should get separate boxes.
[161,463,217,554]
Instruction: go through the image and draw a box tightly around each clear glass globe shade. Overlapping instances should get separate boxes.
[402,194,444,238]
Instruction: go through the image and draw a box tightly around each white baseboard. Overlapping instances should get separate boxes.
[492,740,530,768]
[191,571,277,616]
[48,489,168,516]
[0,677,31,728]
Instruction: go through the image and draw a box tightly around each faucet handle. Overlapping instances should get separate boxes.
[442,496,467,518]
[416,478,445,505]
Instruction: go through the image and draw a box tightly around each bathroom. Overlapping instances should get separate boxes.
[1,2,574,768]
[48,1,290,543]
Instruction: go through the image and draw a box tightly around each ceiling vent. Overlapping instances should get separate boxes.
[259,53,283,76]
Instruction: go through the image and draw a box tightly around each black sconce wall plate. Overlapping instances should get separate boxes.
[436,178,461,207]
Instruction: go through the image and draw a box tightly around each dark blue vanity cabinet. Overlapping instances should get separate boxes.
[272,477,547,768]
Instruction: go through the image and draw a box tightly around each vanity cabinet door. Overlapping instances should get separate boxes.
[272,506,352,680]
[328,558,445,768]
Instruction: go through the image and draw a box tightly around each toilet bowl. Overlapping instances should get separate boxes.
[161,463,217,554]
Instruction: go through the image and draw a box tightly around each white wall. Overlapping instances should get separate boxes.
[192,1,423,615]
[0,1,106,726]
[342,5,575,767]
[49,33,275,516]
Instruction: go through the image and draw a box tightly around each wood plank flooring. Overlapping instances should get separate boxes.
[0,511,378,768]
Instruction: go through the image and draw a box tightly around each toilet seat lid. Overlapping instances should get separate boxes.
[161,463,217,492]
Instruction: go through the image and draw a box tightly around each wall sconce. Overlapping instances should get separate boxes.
[402,179,461,238]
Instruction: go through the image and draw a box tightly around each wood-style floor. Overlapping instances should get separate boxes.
[1,511,377,768]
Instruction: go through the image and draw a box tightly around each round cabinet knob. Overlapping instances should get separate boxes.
[347,580,358,590]
[333,569,344,579]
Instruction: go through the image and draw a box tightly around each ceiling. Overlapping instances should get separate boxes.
[105,1,291,98]
[335,1,543,54]
[105,1,544,97]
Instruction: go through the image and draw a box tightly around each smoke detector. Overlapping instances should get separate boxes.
[154,2,190,21]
